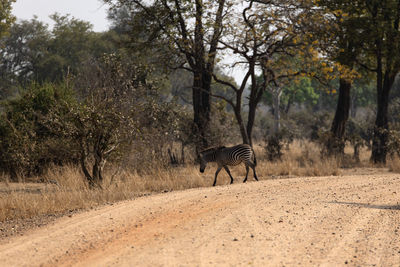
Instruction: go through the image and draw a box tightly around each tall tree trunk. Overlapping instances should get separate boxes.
[246,63,257,147]
[246,62,266,147]
[371,70,395,163]
[328,78,351,155]
[191,0,224,151]
[192,71,211,150]
[370,0,399,163]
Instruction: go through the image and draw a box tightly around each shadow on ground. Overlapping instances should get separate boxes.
[328,201,400,211]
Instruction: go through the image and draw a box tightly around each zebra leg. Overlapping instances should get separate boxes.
[213,167,222,186]
[243,165,250,183]
[250,163,258,181]
[223,166,234,184]
[252,165,259,181]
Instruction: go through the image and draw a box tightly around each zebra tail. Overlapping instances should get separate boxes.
[252,148,257,166]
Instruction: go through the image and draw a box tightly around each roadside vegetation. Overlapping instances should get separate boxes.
[0,141,338,222]
[0,140,389,222]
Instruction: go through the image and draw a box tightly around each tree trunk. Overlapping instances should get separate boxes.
[180,142,185,164]
[235,108,250,145]
[246,62,266,147]
[328,78,351,155]
[371,70,395,163]
[285,95,293,114]
[9,167,18,182]
[192,71,211,150]
[353,143,360,163]
[79,140,93,186]
[246,89,265,146]
[272,90,282,134]
[246,99,256,146]
[191,0,213,151]
[350,94,357,118]
[92,152,104,183]
[79,139,104,188]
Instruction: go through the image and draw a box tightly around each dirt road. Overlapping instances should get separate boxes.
[1,172,400,266]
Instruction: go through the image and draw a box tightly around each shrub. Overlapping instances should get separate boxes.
[345,118,373,162]
[264,129,294,161]
[0,83,76,180]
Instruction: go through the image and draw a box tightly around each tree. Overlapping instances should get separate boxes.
[322,0,400,163]
[39,14,119,82]
[0,0,15,38]
[103,0,230,150]
[368,1,400,163]
[316,0,366,155]
[0,17,51,96]
[49,55,147,187]
[260,53,326,135]
[214,0,323,145]
[262,76,318,114]
[0,14,118,96]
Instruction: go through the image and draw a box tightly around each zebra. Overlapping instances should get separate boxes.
[199,144,258,186]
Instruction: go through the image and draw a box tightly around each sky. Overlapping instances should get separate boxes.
[12,0,110,32]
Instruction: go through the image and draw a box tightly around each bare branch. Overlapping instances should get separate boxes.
[212,73,238,92]
[355,58,378,72]
[207,0,226,68]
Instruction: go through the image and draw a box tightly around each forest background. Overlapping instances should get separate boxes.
[1,0,400,189]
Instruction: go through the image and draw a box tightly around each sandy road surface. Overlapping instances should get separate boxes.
[1,173,400,266]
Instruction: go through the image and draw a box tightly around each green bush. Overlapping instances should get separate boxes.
[0,83,77,180]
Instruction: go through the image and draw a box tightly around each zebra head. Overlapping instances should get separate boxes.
[199,148,213,173]
[199,146,225,173]
[199,155,207,173]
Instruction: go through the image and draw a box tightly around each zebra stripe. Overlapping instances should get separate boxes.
[199,144,258,186]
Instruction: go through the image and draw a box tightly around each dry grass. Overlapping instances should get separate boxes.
[0,140,375,222]
[254,140,341,177]
[388,156,400,173]
[0,165,208,222]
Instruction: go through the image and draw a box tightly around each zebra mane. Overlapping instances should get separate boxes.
[200,146,226,155]
[200,146,225,163]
